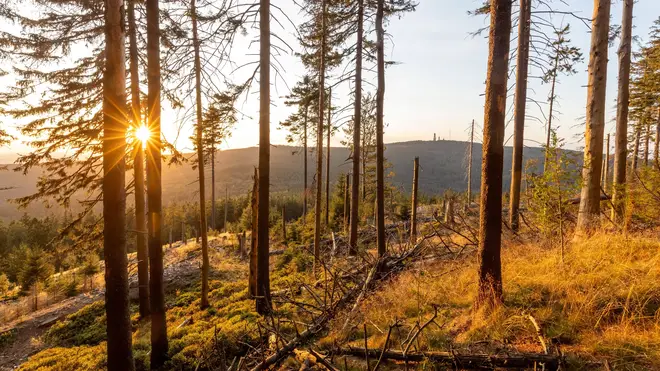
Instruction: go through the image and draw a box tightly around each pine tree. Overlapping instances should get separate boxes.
[102,0,134,366]
[146,0,169,363]
[476,0,511,310]
[576,0,611,234]
[508,0,530,232]
[256,0,272,315]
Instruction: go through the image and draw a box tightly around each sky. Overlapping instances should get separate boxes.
[1,0,660,163]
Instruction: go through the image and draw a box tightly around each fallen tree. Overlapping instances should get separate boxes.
[332,347,561,370]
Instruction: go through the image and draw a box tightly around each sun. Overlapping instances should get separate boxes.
[134,125,151,145]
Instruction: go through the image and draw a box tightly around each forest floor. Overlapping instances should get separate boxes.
[4,226,660,370]
[0,236,226,371]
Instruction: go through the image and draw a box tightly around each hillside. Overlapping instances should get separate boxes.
[0,140,547,220]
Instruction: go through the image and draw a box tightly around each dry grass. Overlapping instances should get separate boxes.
[324,233,660,370]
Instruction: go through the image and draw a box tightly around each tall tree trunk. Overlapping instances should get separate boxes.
[508,0,530,232]
[475,0,511,310]
[191,0,210,310]
[625,126,641,231]
[224,185,228,232]
[249,168,258,298]
[410,157,419,244]
[604,133,610,190]
[146,0,168,361]
[103,0,134,367]
[576,0,611,234]
[644,121,651,166]
[612,0,633,223]
[256,0,271,315]
[544,54,559,173]
[314,0,326,266]
[362,129,366,202]
[325,87,331,226]
[128,0,149,319]
[466,119,474,211]
[349,0,364,254]
[344,173,350,234]
[303,104,309,220]
[211,147,216,230]
[375,0,386,257]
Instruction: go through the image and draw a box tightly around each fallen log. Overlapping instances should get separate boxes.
[333,348,561,370]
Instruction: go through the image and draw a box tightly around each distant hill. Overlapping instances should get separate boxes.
[0,140,548,221]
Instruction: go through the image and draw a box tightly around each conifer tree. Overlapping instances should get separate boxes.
[576,0,611,234]
[146,0,168,363]
[476,0,511,310]
[102,0,134,366]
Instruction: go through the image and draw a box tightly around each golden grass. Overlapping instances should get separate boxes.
[324,233,660,369]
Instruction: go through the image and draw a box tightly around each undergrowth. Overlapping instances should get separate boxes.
[322,233,660,370]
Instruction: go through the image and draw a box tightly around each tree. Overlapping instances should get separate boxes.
[576,0,611,234]
[203,92,238,231]
[102,0,134,366]
[256,0,272,315]
[20,247,54,310]
[280,76,318,220]
[190,0,211,310]
[314,0,327,266]
[146,0,169,362]
[349,0,365,254]
[475,0,511,310]
[127,0,150,319]
[543,24,583,172]
[508,0,530,232]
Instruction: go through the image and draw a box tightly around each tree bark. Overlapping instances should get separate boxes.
[644,121,651,166]
[325,86,331,226]
[655,107,660,166]
[103,0,134,367]
[349,0,364,254]
[303,103,309,220]
[146,0,168,361]
[127,0,149,319]
[376,0,386,258]
[249,168,258,298]
[466,119,474,211]
[344,173,350,234]
[612,0,633,223]
[410,157,419,244]
[508,0,530,232]
[604,133,610,190]
[211,147,216,230]
[476,0,511,310]
[191,0,210,310]
[576,0,611,234]
[256,0,272,315]
[314,0,326,267]
[224,185,228,232]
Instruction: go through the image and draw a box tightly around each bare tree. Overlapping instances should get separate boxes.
[508,0,531,232]
[191,0,210,309]
[314,0,327,266]
[476,0,512,310]
[349,0,364,255]
[576,0,611,234]
[127,0,149,319]
[146,0,168,362]
[102,0,134,367]
[256,0,272,315]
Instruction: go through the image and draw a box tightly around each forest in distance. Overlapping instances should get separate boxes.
[2,0,660,370]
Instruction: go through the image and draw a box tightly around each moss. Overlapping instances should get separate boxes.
[44,301,107,346]
[0,328,16,350]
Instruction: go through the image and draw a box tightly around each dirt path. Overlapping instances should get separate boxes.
[0,291,102,370]
[0,238,213,370]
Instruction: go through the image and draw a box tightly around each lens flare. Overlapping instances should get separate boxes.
[135,125,151,145]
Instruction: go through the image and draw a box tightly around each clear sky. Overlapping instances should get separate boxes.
[1,0,659,163]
